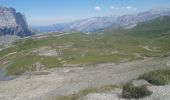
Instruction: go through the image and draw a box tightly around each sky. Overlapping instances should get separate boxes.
[0,0,170,25]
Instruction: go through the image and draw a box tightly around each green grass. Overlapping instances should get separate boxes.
[6,54,62,75]
[55,84,118,100]
[122,82,152,99]
[139,69,170,85]
[67,53,134,64]
[1,32,138,75]
[0,63,3,68]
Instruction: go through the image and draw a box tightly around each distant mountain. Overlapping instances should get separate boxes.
[61,16,117,32]
[32,16,117,33]
[122,16,170,38]
[32,7,170,33]
[116,7,170,27]
[0,7,32,37]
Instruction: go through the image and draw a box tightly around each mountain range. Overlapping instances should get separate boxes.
[32,7,170,33]
[1,6,170,37]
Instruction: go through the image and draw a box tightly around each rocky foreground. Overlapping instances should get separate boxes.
[0,57,170,100]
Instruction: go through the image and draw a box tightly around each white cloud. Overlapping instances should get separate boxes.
[110,6,138,11]
[94,6,101,11]
[126,6,138,11]
[110,6,120,10]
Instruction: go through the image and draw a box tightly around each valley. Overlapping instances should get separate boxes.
[0,4,170,100]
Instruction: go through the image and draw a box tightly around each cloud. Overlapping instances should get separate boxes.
[94,6,101,11]
[110,6,138,12]
[110,6,120,10]
[126,6,138,11]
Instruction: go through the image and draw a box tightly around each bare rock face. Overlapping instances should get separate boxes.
[0,7,32,37]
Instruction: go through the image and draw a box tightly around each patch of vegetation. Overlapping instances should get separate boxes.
[55,84,118,100]
[139,69,170,85]
[0,45,3,48]
[0,64,3,68]
[6,54,62,75]
[122,82,152,99]
[67,54,133,64]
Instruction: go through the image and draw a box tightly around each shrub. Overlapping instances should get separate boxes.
[139,69,170,85]
[122,82,152,99]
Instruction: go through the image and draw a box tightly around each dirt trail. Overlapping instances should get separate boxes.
[0,57,170,100]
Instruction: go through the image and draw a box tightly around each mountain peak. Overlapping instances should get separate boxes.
[0,6,32,37]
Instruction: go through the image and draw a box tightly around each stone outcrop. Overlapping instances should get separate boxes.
[0,7,32,37]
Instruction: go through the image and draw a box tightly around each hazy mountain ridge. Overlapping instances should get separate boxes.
[116,7,170,26]
[33,7,170,33]
[0,6,32,37]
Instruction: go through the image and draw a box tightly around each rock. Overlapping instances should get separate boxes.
[62,68,70,73]
[0,6,32,37]
[38,49,59,57]
[83,88,122,100]
[32,62,45,71]
[132,79,151,87]
[166,61,170,67]
[83,93,120,100]
[145,85,170,100]
[0,35,20,47]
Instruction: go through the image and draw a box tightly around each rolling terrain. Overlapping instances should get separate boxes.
[0,16,170,100]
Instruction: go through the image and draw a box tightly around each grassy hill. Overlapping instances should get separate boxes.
[0,16,170,75]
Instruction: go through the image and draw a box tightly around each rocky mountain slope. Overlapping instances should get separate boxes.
[33,7,170,33]
[0,7,32,37]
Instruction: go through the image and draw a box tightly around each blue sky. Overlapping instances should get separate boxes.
[1,0,170,25]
